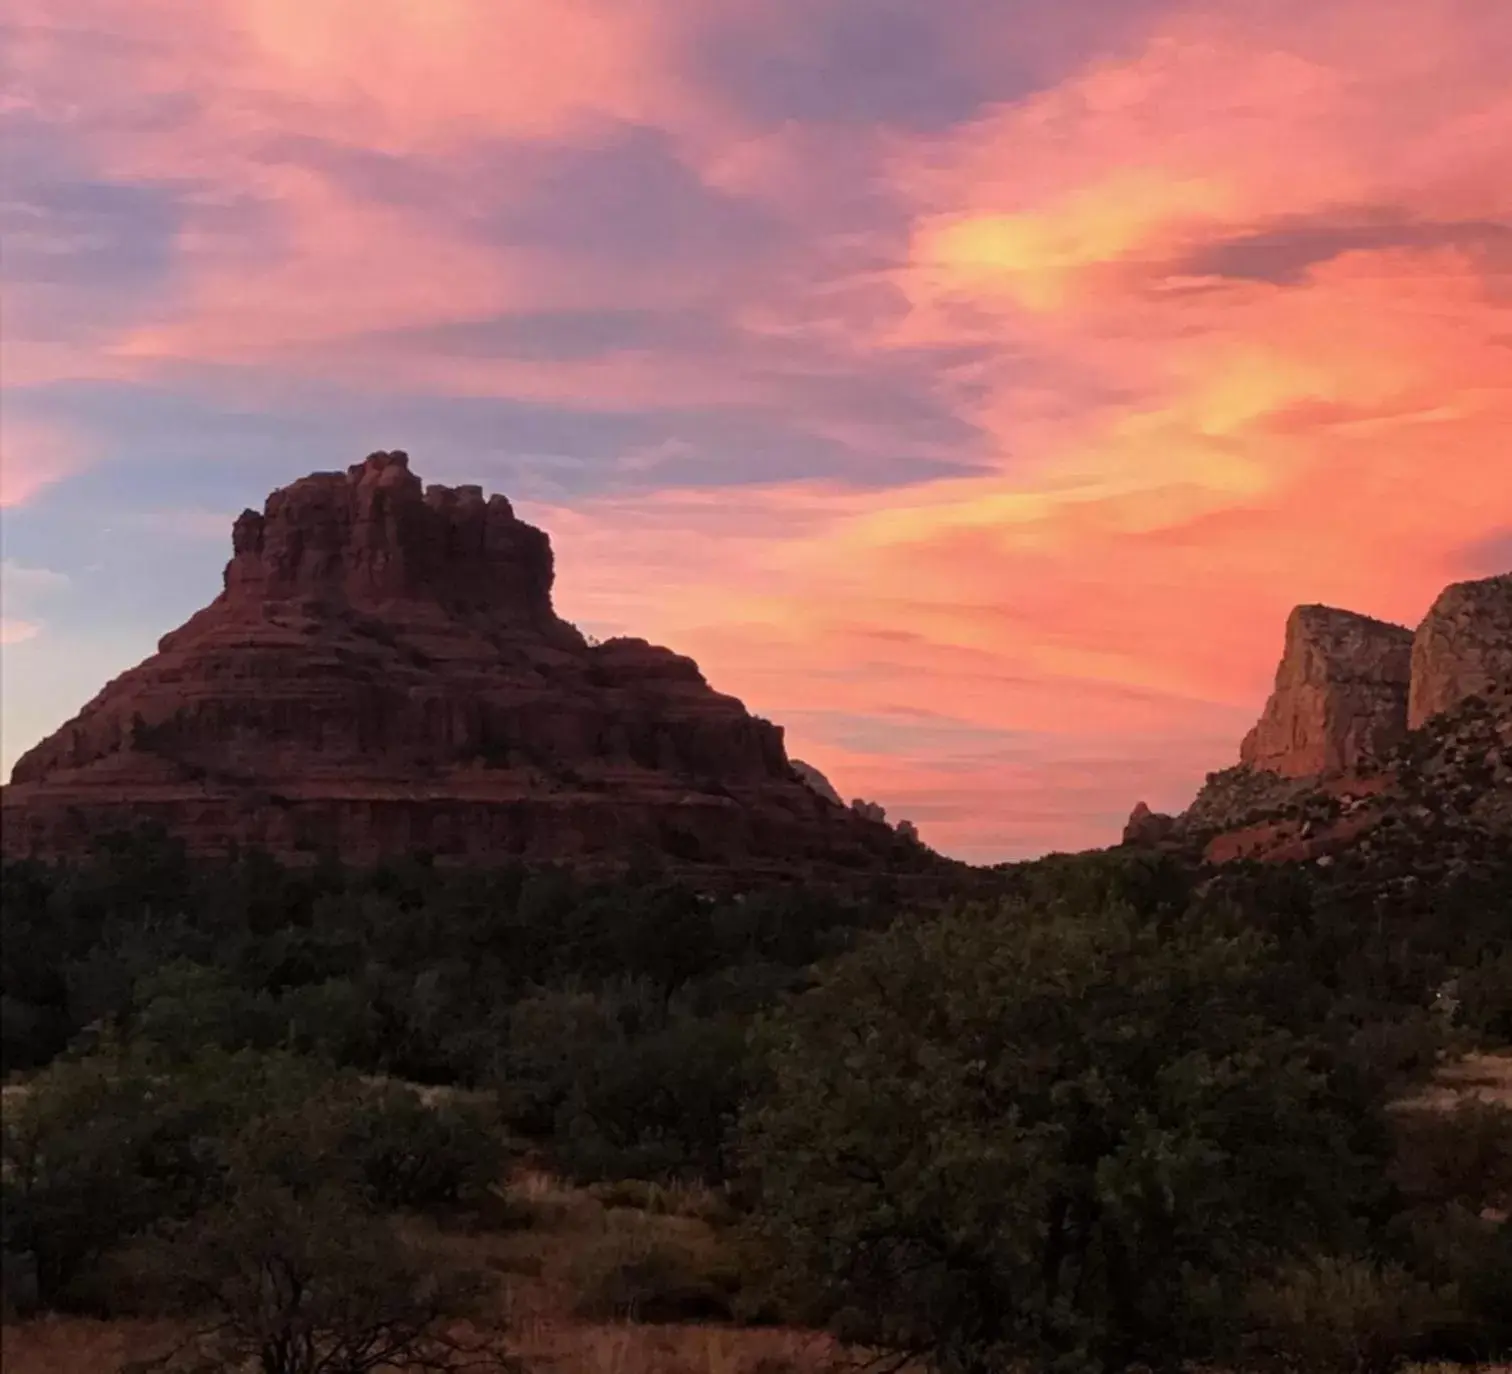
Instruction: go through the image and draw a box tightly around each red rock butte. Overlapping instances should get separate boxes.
[2,452,924,874]
[1237,576,1512,780]
[1124,569,1511,865]
[1238,605,1414,778]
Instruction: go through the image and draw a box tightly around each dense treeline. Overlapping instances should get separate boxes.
[2,825,1509,1370]
[2,828,904,1179]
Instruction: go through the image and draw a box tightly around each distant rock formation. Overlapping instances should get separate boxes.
[3,451,932,875]
[1122,801,1177,847]
[1237,605,1413,778]
[1168,570,1509,865]
[1409,574,1512,729]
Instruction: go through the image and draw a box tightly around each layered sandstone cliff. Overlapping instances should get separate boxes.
[1148,572,1510,863]
[3,452,922,873]
[1237,605,1413,778]
[1409,573,1512,729]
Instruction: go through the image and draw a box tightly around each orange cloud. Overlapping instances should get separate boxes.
[521,0,1512,856]
[913,171,1236,311]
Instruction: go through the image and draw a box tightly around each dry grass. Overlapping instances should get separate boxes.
[0,1164,863,1374]
[512,1323,852,1374]
[0,1316,857,1374]
[1394,1051,1512,1113]
[405,1168,746,1333]
[5,1317,1503,1374]
[0,1315,183,1374]
[1432,1051,1512,1107]
[5,1148,1509,1373]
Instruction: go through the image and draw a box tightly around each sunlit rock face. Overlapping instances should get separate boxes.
[1172,574,1510,866]
[1237,604,1413,778]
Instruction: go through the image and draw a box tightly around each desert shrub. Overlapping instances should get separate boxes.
[1455,948,1512,1038]
[1245,1254,1454,1374]
[1,1048,508,1313]
[338,1082,508,1210]
[1345,1011,1446,1087]
[500,982,749,1182]
[568,1212,741,1322]
[1455,1222,1512,1356]
[554,1013,750,1182]
[126,1184,514,1374]
[272,975,382,1063]
[0,992,63,1075]
[0,1049,293,1308]
[119,959,384,1073]
[128,961,280,1062]
[496,984,636,1136]
[741,899,1392,1374]
[1387,1206,1512,1358]
[190,1071,507,1215]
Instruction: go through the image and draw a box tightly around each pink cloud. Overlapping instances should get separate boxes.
[0,620,42,647]
[0,420,90,508]
[0,560,70,653]
[3,0,760,393]
[509,0,1512,856]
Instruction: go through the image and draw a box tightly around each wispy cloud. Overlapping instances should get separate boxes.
[0,558,70,648]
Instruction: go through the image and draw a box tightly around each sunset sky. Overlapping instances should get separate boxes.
[3,0,1510,861]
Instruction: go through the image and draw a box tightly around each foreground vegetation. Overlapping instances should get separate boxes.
[2,829,1509,1370]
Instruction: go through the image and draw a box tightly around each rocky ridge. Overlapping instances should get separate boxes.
[1237,605,1412,777]
[1125,573,1511,865]
[2,452,930,875]
[1410,574,1512,729]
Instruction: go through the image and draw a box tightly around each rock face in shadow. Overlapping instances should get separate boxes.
[1122,801,1177,847]
[3,452,925,875]
[1409,574,1512,729]
[791,760,843,806]
[1237,605,1413,778]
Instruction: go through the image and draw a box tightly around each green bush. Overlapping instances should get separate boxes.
[127,1184,515,1374]
[741,899,1393,1374]
[1388,1205,1512,1358]
[0,1049,507,1313]
[1455,949,1512,1038]
[0,1048,320,1308]
[499,983,749,1182]
[339,1082,508,1210]
[129,960,279,1062]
